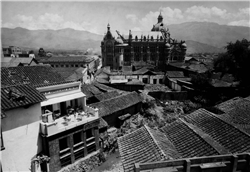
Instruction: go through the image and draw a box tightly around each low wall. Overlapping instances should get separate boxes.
[59,150,102,172]
[148,91,188,101]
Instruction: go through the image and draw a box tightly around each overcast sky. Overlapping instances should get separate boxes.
[1,1,249,35]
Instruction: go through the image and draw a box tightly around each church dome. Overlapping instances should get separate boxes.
[151,23,168,32]
[165,43,171,48]
[181,43,187,48]
[151,12,167,32]
[115,37,123,44]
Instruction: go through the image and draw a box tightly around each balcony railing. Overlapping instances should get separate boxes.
[40,106,99,136]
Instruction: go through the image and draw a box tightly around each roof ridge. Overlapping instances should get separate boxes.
[203,108,250,138]
[92,91,138,104]
[186,108,250,139]
[180,118,230,155]
[117,125,145,141]
[144,125,167,160]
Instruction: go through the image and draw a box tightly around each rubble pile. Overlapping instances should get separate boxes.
[119,99,201,135]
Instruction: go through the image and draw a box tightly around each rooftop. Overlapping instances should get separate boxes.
[118,108,250,172]
[52,67,86,81]
[43,55,95,63]
[184,108,250,153]
[94,90,121,101]
[89,91,142,117]
[215,96,250,134]
[161,119,220,158]
[1,84,46,111]
[165,71,185,78]
[1,66,71,88]
[118,125,180,172]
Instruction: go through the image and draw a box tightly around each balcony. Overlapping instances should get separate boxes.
[40,106,99,137]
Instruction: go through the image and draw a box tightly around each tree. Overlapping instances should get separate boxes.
[38,48,46,57]
[191,71,212,88]
[213,39,250,86]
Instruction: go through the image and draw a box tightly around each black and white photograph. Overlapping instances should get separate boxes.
[1,0,250,172]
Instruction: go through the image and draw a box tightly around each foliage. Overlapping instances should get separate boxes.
[38,48,46,57]
[213,39,250,86]
[190,71,212,88]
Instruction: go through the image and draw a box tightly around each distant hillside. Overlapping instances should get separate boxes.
[186,40,225,54]
[168,22,249,48]
[1,22,249,54]
[1,27,103,52]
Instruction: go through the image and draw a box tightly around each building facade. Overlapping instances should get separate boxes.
[101,13,187,70]
[1,66,101,172]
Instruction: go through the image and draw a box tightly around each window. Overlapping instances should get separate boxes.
[75,65,78,67]
[56,65,59,67]
[159,79,163,84]
[66,65,69,67]
[71,64,74,67]
[86,129,94,139]
[51,65,54,67]
[59,137,69,151]
[73,132,82,145]
[153,79,157,84]
[86,129,96,154]
[142,78,148,84]
[73,132,84,160]
[59,137,71,167]
[61,65,64,67]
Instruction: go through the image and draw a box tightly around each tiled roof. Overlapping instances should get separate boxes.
[92,82,120,92]
[89,91,142,117]
[1,66,70,88]
[118,125,179,172]
[215,96,250,134]
[133,67,156,75]
[146,127,181,159]
[44,55,94,63]
[96,78,110,84]
[161,119,219,158]
[244,95,250,101]
[166,71,185,78]
[184,108,250,153]
[216,97,245,113]
[94,90,121,101]
[1,84,46,110]
[53,67,86,81]
[99,117,108,129]
[81,84,103,98]
[1,58,37,67]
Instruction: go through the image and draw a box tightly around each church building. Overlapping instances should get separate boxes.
[101,13,187,70]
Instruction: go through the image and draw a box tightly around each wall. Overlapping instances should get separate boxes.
[2,103,43,171]
[59,151,102,172]
[46,120,100,172]
[148,91,188,101]
[103,103,141,127]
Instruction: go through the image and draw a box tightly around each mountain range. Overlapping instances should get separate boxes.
[1,22,249,54]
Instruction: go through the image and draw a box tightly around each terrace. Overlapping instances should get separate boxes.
[40,106,98,136]
[38,81,99,136]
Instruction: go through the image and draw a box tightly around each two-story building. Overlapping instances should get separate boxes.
[1,66,101,172]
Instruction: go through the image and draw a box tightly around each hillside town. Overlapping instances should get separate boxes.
[1,1,250,172]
